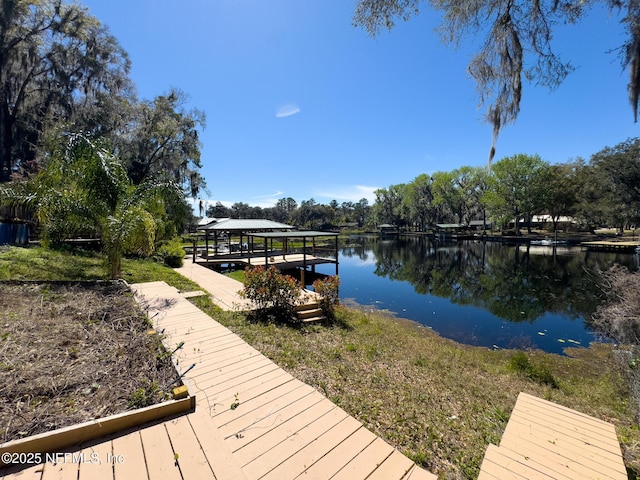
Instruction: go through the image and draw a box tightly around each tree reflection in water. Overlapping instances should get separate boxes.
[320,235,639,355]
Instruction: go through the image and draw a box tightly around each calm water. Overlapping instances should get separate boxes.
[314,235,640,355]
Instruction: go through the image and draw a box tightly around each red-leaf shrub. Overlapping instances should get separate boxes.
[312,275,340,318]
[239,265,302,322]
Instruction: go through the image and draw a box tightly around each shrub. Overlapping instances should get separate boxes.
[508,351,558,388]
[158,237,185,268]
[239,265,302,323]
[593,265,640,421]
[313,275,340,318]
[592,265,640,345]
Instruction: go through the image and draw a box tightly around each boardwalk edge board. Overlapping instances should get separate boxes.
[0,395,195,467]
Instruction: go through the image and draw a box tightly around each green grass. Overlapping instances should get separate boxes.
[0,245,105,280]
[224,269,245,282]
[0,245,200,292]
[2,244,639,479]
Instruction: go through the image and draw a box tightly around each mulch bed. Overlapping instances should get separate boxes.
[0,282,177,443]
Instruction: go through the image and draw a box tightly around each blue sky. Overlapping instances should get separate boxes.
[81,0,638,209]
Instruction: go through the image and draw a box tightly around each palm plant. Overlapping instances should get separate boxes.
[0,133,183,279]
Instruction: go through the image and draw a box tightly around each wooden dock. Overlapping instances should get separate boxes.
[175,259,323,322]
[478,392,627,479]
[175,259,254,311]
[199,252,336,268]
[581,240,639,253]
[0,280,434,480]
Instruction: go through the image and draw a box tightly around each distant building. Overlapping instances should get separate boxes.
[469,220,492,231]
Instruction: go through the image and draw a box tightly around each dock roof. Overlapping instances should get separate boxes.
[251,231,339,238]
[197,218,293,231]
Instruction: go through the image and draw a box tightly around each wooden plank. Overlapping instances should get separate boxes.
[186,410,247,480]
[503,414,626,474]
[403,464,438,480]
[220,387,320,447]
[40,456,79,480]
[363,449,414,480]
[236,400,342,474]
[206,373,295,416]
[163,415,216,480]
[183,332,245,350]
[111,431,148,480]
[331,437,394,480]
[259,415,363,480]
[481,444,568,480]
[138,423,182,480]
[76,440,113,480]
[214,380,310,428]
[0,398,192,466]
[186,348,264,374]
[478,446,534,480]
[500,429,625,480]
[516,393,618,437]
[505,411,623,460]
[198,363,284,397]
[192,356,273,386]
[295,426,377,479]
[0,462,45,480]
[190,341,256,362]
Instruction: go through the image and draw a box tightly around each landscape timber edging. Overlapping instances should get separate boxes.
[0,392,195,466]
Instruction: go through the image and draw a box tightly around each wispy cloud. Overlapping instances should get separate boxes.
[249,191,284,208]
[316,185,379,203]
[276,104,301,118]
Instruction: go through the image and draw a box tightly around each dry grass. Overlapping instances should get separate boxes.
[0,282,177,443]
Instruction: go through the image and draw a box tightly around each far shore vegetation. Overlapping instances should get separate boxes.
[1,244,639,479]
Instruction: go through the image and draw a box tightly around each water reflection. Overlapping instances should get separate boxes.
[322,235,639,354]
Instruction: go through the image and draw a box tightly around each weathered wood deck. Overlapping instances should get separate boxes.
[0,280,434,480]
[478,392,627,479]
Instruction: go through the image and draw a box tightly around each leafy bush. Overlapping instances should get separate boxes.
[239,265,302,323]
[313,275,340,318]
[158,237,185,267]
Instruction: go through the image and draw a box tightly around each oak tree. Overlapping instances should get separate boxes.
[0,0,131,181]
[354,0,640,165]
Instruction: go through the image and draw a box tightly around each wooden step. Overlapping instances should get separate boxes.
[296,304,325,323]
[295,301,319,312]
[297,307,324,319]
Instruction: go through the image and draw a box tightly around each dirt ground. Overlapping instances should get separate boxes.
[0,282,178,443]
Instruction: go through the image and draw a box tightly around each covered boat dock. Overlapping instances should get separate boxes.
[193,219,339,283]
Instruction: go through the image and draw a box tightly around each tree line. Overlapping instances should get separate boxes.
[209,137,639,235]
[205,197,372,231]
[371,139,640,235]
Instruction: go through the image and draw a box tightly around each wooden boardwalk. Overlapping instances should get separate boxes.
[175,259,319,312]
[1,280,434,480]
[175,259,253,311]
[478,392,627,479]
